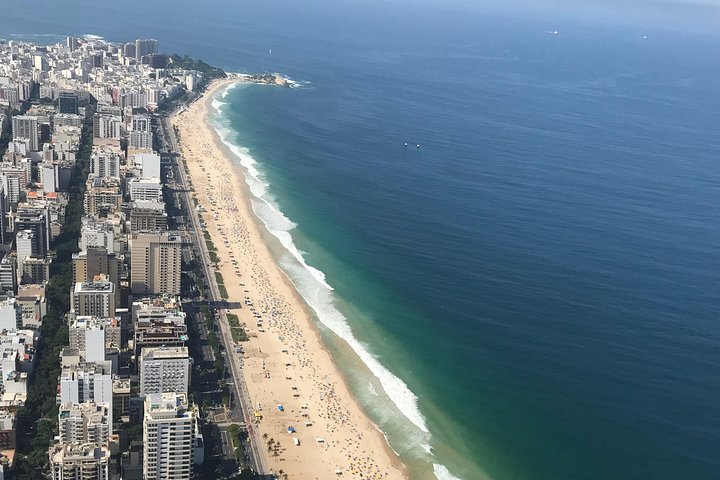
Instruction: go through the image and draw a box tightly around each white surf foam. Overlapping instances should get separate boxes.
[9,33,63,38]
[434,464,464,480]
[221,82,240,98]
[7,33,66,44]
[299,283,429,432]
[208,97,430,435]
[254,202,333,290]
[211,99,226,113]
[367,381,379,396]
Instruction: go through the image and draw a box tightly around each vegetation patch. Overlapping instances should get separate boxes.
[168,54,226,82]
[12,115,93,478]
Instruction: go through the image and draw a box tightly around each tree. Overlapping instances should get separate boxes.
[11,112,93,479]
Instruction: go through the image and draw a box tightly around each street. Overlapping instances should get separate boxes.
[160,112,270,477]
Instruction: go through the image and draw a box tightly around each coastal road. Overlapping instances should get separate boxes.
[161,114,270,476]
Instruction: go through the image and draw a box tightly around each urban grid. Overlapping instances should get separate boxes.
[0,36,257,479]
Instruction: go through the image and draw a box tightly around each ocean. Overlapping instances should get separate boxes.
[4,1,720,479]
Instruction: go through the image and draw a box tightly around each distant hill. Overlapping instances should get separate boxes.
[168,54,226,81]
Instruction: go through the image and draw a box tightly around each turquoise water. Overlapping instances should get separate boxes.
[208,22,720,479]
[5,1,720,479]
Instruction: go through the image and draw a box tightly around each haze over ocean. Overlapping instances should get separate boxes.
[5,1,720,479]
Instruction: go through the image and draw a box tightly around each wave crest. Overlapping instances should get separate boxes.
[434,464,464,480]
[208,91,431,436]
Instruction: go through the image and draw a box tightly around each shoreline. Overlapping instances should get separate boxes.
[172,78,407,480]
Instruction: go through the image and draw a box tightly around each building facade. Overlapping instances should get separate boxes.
[129,233,181,295]
[143,392,194,480]
[139,346,190,396]
[71,277,116,317]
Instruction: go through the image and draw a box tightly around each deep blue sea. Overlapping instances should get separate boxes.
[5,1,720,479]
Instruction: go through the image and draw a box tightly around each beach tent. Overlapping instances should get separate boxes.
[277,404,284,411]
[287,426,296,433]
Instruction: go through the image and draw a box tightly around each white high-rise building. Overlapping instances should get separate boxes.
[2,174,20,208]
[1,85,20,108]
[50,442,110,480]
[139,346,190,396]
[59,362,113,408]
[79,220,116,255]
[70,277,116,318]
[128,177,162,202]
[57,402,112,444]
[128,130,152,150]
[134,153,161,179]
[16,229,35,260]
[41,162,58,193]
[0,255,17,295]
[146,87,162,107]
[11,115,40,151]
[68,316,120,364]
[143,392,195,480]
[0,298,20,331]
[90,151,120,179]
[92,114,122,140]
[131,114,151,133]
[135,39,158,61]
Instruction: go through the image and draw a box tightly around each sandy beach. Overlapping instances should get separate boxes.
[172,79,406,480]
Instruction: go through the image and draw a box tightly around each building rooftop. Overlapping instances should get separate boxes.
[69,315,119,329]
[74,278,114,293]
[145,392,188,415]
[131,199,166,211]
[50,442,110,462]
[141,345,189,360]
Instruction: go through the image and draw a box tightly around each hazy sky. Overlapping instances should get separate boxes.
[508,0,716,23]
[4,0,720,40]
[390,0,720,32]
